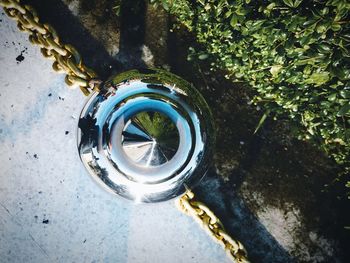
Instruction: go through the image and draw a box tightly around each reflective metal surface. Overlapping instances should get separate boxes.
[122,111,179,167]
[78,69,214,202]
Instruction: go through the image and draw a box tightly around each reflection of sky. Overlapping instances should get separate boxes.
[79,79,207,200]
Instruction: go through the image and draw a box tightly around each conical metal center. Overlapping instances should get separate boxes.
[122,111,179,167]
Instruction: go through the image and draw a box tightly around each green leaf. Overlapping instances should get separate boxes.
[331,23,341,31]
[198,54,209,60]
[305,72,330,86]
[198,0,205,6]
[317,43,331,53]
[293,0,303,7]
[332,68,346,80]
[162,0,169,11]
[225,10,232,18]
[316,25,327,33]
[328,93,337,101]
[321,7,329,15]
[270,65,283,77]
[340,90,350,99]
[254,111,269,134]
[235,8,247,16]
[300,35,313,46]
[283,0,294,7]
[266,3,276,10]
[337,103,350,116]
[230,14,238,27]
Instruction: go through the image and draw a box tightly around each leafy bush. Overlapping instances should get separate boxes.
[150,0,350,193]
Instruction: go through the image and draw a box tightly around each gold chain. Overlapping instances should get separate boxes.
[1,1,249,261]
[0,0,100,96]
[177,189,250,263]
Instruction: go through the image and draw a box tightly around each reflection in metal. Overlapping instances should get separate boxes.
[122,111,179,167]
[78,69,214,202]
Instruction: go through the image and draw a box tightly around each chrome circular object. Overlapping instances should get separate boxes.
[78,69,214,202]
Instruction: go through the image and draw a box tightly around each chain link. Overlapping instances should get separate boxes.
[0,0,101,96]
[1,1,249,261]
[177,189,250,263]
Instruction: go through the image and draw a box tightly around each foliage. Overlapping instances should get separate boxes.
[150,0,350,192]
[113,0,122,16]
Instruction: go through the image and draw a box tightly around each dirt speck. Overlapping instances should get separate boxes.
[42,219,49,224]
[33,154,38,159]
[16,53,24,63]
[15,48,27,63]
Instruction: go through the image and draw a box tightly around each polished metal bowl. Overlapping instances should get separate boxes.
[78,69,214,202]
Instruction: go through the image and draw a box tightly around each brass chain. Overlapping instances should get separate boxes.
[0,0,101,96]
[1,0,249,261]
[177,189,250,263]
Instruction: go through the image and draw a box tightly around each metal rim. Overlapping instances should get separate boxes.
[77,69,214,202]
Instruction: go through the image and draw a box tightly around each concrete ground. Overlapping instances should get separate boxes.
[1,0,349,262]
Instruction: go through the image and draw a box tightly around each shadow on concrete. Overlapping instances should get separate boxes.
[24,0,146,79]
[116,0,147,70]
[196,172,296,263]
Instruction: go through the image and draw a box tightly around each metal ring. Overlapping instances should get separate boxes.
[77,69,215,202]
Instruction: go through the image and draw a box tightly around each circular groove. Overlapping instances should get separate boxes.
[78,69,214,202]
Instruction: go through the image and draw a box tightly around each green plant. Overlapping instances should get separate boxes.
[113,0,122,16]
[150,0,350,194]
